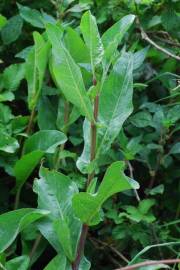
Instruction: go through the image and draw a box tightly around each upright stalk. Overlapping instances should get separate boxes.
[72,80,99,270]
[54,100,70,170]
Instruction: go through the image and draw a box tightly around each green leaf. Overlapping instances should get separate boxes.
[0,91,14,102]
[169,142,180,155]
[97,52,134,157]
[33,168,81,261]
[64,27,90,63]
[130,111,152,128]
[0,103,14,124]
[14,150,44,190]
[133,47,149,70]
[102,15,135,48]
[138,199,156,215]
[102,15,135,70]
[44,254,90,270]
[47,24,93,121]
[0,14,7,30]
[43,254,67,270]
[25,32,50,110]
[18,3,44,28]
[77,52,134,172]
[37,96,57,130]
[80,10,104,75]
[0,208,49,253]
[73,161,139,225]
[3,63,25,91]
[1,15,23,45]
[0,132,19,153]
[24,130,67,154]
[5,255,30,270]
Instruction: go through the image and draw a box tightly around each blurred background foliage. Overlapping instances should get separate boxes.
[0,0,180,269]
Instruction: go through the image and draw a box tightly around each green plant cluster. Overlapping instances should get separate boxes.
[0,0,179,270]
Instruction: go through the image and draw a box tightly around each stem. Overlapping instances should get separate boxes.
[26,107,36,136]
[29,234,42,261]
[72,81,99,270]
[115,259,180,270]
[14,187,22,210]
[87,94,99,186]
[72,224,88,270]
[54,101,69,170]
[127,161,140,202]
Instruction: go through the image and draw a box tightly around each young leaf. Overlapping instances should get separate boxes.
[48,41,93,121]
[77,52,134,172]
[96,52,134,158]
[102,15,135,70]
[0,208,49,253]
[24,130,67,154]
[25,32,50,110]
[80,10,104,75]
[33,168,81,261]
[102,15,135,48]
[64,27,90,63]
[73,161,139,225]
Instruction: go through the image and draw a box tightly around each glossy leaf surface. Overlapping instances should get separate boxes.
[73,161,139,225]
[0,208,49,253]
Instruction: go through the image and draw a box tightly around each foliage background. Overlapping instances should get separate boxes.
[0,0,180,269]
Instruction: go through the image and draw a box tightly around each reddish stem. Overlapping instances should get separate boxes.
[72,80,99,270]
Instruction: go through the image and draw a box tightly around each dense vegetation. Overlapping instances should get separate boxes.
[0,0,180,269]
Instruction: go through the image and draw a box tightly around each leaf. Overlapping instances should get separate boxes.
[0,208,49,253]
[77,52,134,172]
[18,3,44,28]
[14,150,44,190]
[0,14,7,30]
[44,254,90,270]
[1,15,23,45]
[47,24,93,121]
[3,63,25,91]
[24,130,67,154]
[0,103,14,124]
[0,132,19,153]
[37,96,57,130]
[130,111,152,128]
[169,142,180,155]
[133,47,149,70]
[138,199,155,215]
[102,15,135,70]
[76,119,91,173]
[0,91,14,102]
[25,32,50,110]
[5,255,30,270]
[147,184,164,195]
[33,168,81,261]
[80,10,104,75]
[73,161,139,225]
[64,27,90,63]
[96,52,134,157]
[43,254,67,270]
